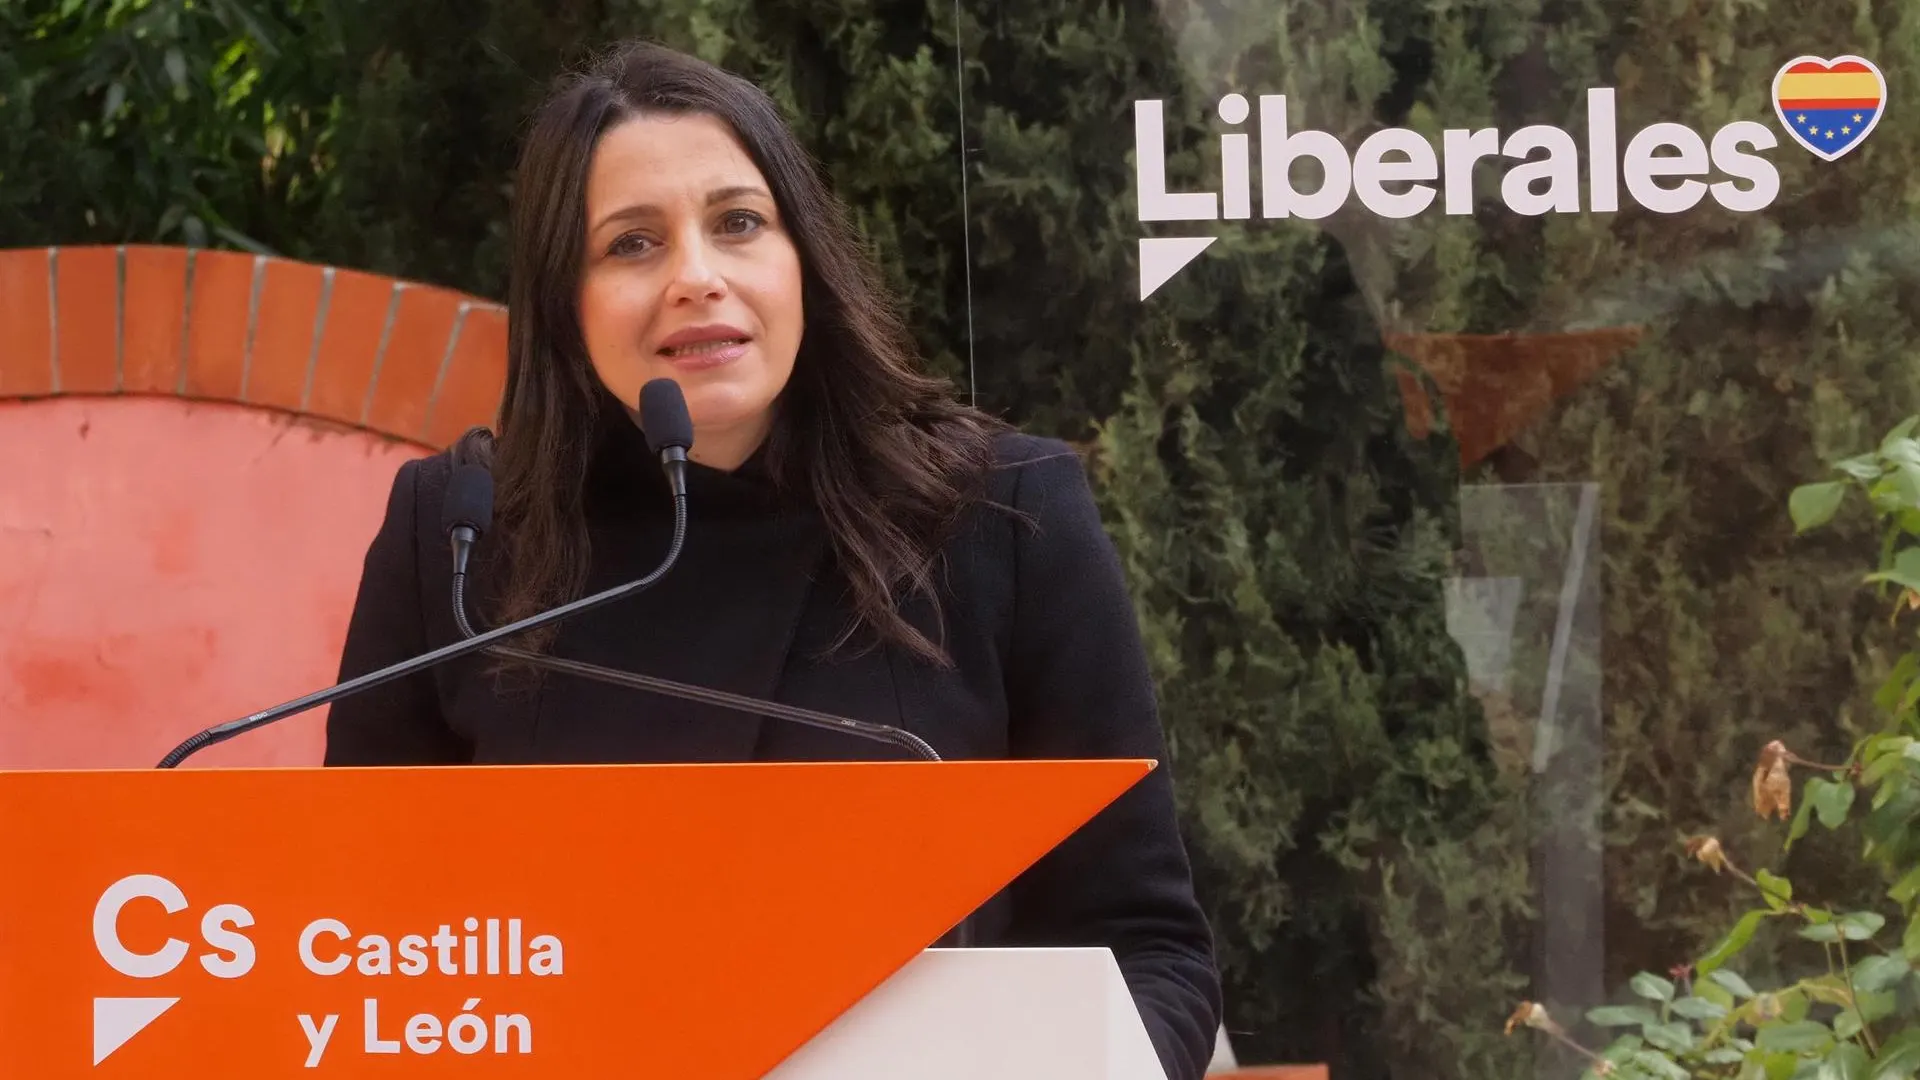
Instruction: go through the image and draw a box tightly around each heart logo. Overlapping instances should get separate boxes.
[1772,55,1887,161]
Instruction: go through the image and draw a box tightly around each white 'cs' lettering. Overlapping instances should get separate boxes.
[93,874,258,980]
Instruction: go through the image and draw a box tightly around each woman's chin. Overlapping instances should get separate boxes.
[684,392,774,437]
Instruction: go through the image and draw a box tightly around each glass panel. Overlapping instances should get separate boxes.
[955,1,1916,1076]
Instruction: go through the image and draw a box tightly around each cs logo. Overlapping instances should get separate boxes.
[91,874,257,1065]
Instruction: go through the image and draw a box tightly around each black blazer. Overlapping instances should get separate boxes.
[324,420,1223,1080]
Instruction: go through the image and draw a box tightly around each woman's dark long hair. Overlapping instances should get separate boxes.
[459,39,1005,667]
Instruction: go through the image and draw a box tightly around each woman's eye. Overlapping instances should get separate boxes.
[608,233,653,257]
[719,210,764,235]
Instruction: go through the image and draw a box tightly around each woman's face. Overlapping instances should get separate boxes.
[577,111,805,469]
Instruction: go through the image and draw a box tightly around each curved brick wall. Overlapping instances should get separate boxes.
[0,245,506,768]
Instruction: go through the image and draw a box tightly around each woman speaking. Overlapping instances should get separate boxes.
[324,39,1222,1080]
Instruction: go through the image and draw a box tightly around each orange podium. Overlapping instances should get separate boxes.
[0,759,1169,1078]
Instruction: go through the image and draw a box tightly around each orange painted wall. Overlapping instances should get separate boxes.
[0,245,506,768]
[0,396,426,768]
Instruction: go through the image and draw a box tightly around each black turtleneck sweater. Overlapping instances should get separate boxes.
[323,418,1223,1080]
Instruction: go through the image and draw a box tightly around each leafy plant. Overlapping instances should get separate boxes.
[1507,416,1920,1078]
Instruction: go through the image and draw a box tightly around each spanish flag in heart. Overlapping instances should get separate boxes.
[1772,55,1887,161]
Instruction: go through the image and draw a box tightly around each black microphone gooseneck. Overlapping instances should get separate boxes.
[442,394,942,764]
[442,384,962,945]
[153,380,695,769]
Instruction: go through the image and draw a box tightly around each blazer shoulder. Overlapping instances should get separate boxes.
[405,446,458,497]
[403,425,496,538]
[984,430,1091,507]
[360,449,459,577]
[989,429,1084,469]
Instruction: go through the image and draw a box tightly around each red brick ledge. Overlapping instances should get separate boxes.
[0,245,506,450]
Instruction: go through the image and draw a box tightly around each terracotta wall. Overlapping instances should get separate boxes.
[0,245,506,768]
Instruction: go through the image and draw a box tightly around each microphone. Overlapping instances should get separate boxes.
[443,463,492,579]
[439,386,962,945]
[153,380,696,769]
[445,398,943,763]
[635,377,693,499]
[444,462,493,640]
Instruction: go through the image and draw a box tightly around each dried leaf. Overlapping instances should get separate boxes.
[1754,740,1793,820]
[1686,835,1728,872]
[1505,1001,1549,1034]
[1892,590,1920,627]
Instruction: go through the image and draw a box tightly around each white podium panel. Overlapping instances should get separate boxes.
[769,947,1169,1080]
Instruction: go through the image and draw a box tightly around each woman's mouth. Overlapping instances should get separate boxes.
[656,323,753,368]
[659,337,750,358]
[657,336,751,369]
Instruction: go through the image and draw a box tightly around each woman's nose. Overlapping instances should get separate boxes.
[665,237,725,300]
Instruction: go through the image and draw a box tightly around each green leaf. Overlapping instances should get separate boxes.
[1835,1007,1862,1041]
[101,80,126,124]
[1883,417,1920,450]
[1864,546,1920,592]
[1852,953,1911,992]
[1633,972,1677,1002]
[1811,778,1857,829]
[1699,980,1736,1010]
[1856,988,1898,1024]
[1672,995,1729,1020]
[1804,974,1856,1009]
[1801,922,1843,943]
[1699,911,1770,976]
[1835,449,1881,478]
[1865,780,1920,852]
[1793,481,1848,532]
[1876,657,1920,713]
[1712,969,1759,998]
[1839,453,1885,481]
[1760,870,1796,911]
[1889,865,1920,906]
[1757,1021,1833,1053]
[1595,1033,1646,1078]
[1644,1021,1695,1053]
[1631,1050,1690,1080]
[1865,739,1915,785]
[1887,439,1920,470]
[1789,791,1819,850]
[1821,1042,1869,1080]
[1870,1029,1920,1078]
[1888,467,1920,513]
[1589,1005,1662,1028]
[1704,1047,1746,1065]
[1867,737,1917,778]
[1840,911,1887,940]
[1760,1050,1807,1080]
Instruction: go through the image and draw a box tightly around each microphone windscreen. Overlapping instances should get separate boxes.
[638,378,695,455]
[442,463,495,536]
